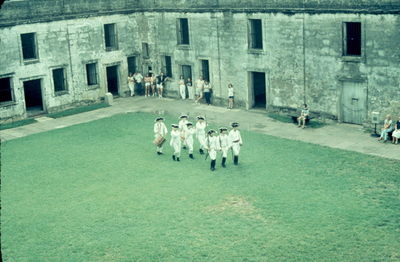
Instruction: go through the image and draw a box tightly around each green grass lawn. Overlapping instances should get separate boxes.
[47,103,109,118]
[1,112,399,261]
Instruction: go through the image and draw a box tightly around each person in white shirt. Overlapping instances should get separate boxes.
[228,122,242,165]
[297,104,310,128]
[133,72,143,95]
[227,83,234,109]
[206,129,221,171]
[153,117,168,155]
[219,127,230,168]
[170,124,181,161]
[184,122,196,159]
[127,73,135,96]
[195,77,204,104]
[195,116,207,154]
[178,115,189,149]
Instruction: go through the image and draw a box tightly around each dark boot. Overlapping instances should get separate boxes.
[189,154,194,159]
[210,160,216,171]
[222,157,226,168]
[199,148,204,155]
[234,155,238,165]
[177,157,180,162]
[172,155,176,161]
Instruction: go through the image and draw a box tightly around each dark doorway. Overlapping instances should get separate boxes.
[181,65,192,99]
[251,72,266,108]
[23,79,44,114]
[106,65,119,95]
[181,65,192,82]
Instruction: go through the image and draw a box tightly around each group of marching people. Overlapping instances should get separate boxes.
[153,115,243,171]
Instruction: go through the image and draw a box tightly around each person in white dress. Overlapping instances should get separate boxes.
[184,122,196,159]
[153,117,168,155]
[228,122,242,165]
[195,116,207,155]
[127,73,135,96]
[170,124,181,161]
[195,77,204,104]
[391,116,400,144]
[206,129,221,171]
[219,127,230,168]
[178,75,186,99]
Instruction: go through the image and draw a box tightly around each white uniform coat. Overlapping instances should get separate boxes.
[170,129,182,156]
[207,135,221,160]
[195,121,207,149]
[183,127,196,153]
[219,134,230,158]
[228,129,242,156]
[153,122,168,152]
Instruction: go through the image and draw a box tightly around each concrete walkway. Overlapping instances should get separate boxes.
[1,96,399,161]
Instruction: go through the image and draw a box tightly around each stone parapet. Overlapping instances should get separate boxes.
[1,0,400,27]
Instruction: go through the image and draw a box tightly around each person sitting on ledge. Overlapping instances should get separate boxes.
[297,104,309,129]
[378,114,394,143]
[391,115,400,144]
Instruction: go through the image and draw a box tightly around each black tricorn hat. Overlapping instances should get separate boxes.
[155,117,164,122]
[207,129,216,135]
[231,122,239,128]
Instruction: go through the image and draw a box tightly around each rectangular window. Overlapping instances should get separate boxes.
[127,56,137,74]
[86,63,98,86]
[177,18,190,45]
[165,56,172,77]
[142,43,150,59]
[104,23,118,51]
[0,77,13,103]
[52,68,67,92]
[21,33,38,60]
[343,22,361,56]
[200,59,210,82]
[249,19,263,50]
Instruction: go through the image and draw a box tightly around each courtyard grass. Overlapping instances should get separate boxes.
[47,103,109,118]
[1,112,399,261]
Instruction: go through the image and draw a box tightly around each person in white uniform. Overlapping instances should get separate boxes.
[153,117,168,155]
[195,116,207,155]
[206,129,221,171]
[184,122,196,159]
[228,122,242,165]
[219,127,230,168]
[170,124,182,161]
[178,115,189,149]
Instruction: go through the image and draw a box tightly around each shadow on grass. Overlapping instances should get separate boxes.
[0,118,37,130]
[47,103,110,118]
[267,112,327,129]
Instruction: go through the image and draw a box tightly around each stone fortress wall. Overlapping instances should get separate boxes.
[0,0,399,125]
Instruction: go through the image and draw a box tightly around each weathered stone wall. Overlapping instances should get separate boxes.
[1,1,399,124]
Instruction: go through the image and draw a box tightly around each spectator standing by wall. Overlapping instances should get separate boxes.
[179,75,186,99]
[203,80,212,105]
[227,83,234,109]
[127,72,135,97]
[195,76,204,104]
[134,72,143,96]
[144,73,152,97]
[187,78,194,100]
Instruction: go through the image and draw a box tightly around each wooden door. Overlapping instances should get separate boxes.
[342,81,366,124]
